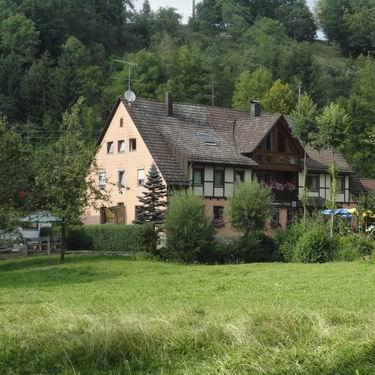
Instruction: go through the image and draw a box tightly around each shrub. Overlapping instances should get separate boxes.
[294,226,334,263]
[201,232,279,264]
[334,236,374,261]
[276,215,331,263]
[228,181,273,234]
[276,222,305,262]
[164,191,215,263]
[39,225,62,237]
[66,224,156,253]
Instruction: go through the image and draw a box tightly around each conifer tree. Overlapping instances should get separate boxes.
[135,164,167,224]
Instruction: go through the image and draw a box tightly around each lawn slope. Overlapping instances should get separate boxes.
[1,256,375,374]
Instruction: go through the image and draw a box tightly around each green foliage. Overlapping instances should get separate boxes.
[316,103,351,152]
[275,1,317,42]
[67,224,156,253]
[294,225,335,263]
[33,98,105,228]
[277,215,335,263]
[164,191,215,263]
[263,79,296,114]
[0,115,33,229]
[135,164,167,224]
[291,93,318,145]
[232,67,273,110]
[345,57,375,178]
[202,232,279,264]
[334,236,374,261]
[228,181,273,235]
[0,13,39,59]
[317,0,375,55]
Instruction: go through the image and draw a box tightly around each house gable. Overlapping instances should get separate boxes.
[251,117,304,172]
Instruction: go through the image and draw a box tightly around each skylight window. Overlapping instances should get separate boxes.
[198,133,217,146]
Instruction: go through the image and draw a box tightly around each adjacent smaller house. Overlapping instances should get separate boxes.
[85,94,358,237]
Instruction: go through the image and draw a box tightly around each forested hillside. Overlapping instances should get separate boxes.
[0,0,374,179]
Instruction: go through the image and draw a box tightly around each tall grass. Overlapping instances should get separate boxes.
[0,256,375,374]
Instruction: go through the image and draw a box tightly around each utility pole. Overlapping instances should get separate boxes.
[193,0,196,19]
[298,81,302,104]
[211,79,215,107]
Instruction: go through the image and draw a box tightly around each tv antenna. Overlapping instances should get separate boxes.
[114,59,137,103]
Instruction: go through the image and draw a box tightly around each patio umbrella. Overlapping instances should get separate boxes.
[320,209,352,218]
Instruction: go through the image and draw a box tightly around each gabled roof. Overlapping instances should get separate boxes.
[97,97,355,186]
[305,146,354,173]
[234,115,280,154]
[124,98,258,169]
[359,178,375,192]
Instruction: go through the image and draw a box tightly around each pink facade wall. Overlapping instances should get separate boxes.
[84,102,162,225]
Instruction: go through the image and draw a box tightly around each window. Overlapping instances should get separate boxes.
[107,142,114,154]
[278,128,285,152]
[288,156,296,165]
[193,167,204,186]
[198,133,217,146]
[213,206,225,227]
[306,175,319,192]
[266,129,274,152]
[118,170,125,188]
[234,169,245,183]
[336,176,345,193]
[255,154,262,162]
[99,172,106,190]
[214,168,224,188]
[118,140,125,153]
[137,169,145,186]
[120,118,124,128]
[129,138,137,152]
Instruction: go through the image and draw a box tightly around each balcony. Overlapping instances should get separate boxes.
[273,189,298,203]
[257,171,298,205]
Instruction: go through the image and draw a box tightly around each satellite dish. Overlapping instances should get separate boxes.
[124,90,136,103]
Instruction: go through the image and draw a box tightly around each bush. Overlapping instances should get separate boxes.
[201,232,279,264]
[294,226,334,263]
[276,215,332,263]
[164,191,215,263]
[276,222,305,262]
[228,181,273,234]
[66,224,156,253]
[334,236,374,261]
[39,225,62,238]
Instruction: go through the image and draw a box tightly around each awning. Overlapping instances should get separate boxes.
[19,211,62,223]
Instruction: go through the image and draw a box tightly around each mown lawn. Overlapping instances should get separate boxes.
[1,256,375,374]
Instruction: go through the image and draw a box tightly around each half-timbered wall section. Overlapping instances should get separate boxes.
[191,164,252,198]
[299,173,351,204]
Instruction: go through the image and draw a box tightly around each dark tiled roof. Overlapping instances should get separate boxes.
[98,97,355,186]
[359,178,375,192]
[124,98,259,170]
[305,146,354,173]
[235,115,280,154]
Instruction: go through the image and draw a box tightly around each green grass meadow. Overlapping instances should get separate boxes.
[1,256,375,374]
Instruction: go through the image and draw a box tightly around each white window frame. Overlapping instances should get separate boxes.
[118,170,125,188]
[118,140,125,153]
[137,169,145,186]
[99,171,106,190]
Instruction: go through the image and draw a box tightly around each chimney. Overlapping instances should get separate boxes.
[165,91,173,116]
[250,100,261,117]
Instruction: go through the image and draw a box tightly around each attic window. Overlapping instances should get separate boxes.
[198,133,217,146]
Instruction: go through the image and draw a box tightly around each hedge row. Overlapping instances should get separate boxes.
[67,224,156,253]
